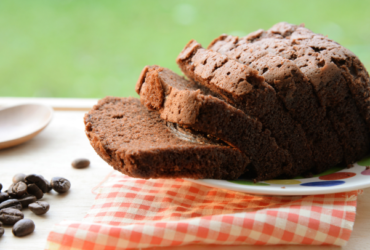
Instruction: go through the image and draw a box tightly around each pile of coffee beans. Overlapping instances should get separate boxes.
[0,173,71,237]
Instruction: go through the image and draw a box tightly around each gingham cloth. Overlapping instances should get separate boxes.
[46,172,361,249]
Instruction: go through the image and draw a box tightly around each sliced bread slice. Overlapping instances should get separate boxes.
[176,40,314,177]
[84,97,249,180]
[136,65,289,181]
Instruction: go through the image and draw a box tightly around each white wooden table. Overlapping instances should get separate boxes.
[0,97,370,250]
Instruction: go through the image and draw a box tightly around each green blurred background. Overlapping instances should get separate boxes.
[1,0,369,98]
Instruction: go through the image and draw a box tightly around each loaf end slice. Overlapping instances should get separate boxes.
[244,23,370,165]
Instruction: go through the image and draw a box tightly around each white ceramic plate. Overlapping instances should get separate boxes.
[187,157,370,196]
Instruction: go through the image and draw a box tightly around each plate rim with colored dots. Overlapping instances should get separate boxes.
[185,156,370,196]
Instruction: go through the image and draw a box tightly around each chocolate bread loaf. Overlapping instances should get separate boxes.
[208,34,344,173]
[136,65,289,180]
[233,22,370,165]
[86,22,370,182]
[176,40,314,177]
[84,97,249,179]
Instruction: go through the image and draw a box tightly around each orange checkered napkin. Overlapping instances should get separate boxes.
[46,172,361,249]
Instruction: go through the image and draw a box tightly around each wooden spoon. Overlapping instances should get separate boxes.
[0,104,53,150]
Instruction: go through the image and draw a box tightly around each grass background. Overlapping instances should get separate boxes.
[1,0,369,98]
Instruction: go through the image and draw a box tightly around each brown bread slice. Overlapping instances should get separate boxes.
[208,35,344,173]
[136,65,289,181]
[84,97,249,180]
[176,40,315,178]
[239,22,370,165]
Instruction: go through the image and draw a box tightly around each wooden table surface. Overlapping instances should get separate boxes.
[0,97,370,250]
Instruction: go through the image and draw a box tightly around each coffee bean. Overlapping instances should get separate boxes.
[18,195,37,208]
[72,158,90,169]
[0,208,24,225]
[8,182,28,198]
[27,184,43,200]
[29,201,50,215]
[7,184,16,197]
[13,173,26,184]
[14,182,28,197]
[12,219,35,237]
[41,175,52,193]
[0,221,4,238]
[0,193,9,203]
[50,177,71,193]
[25,174,50,193]
[0,199,22,210]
